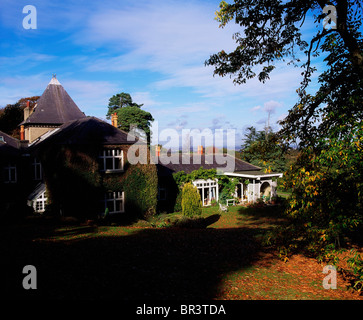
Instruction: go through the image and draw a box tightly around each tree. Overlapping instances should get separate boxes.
[206,0,363,268]
[240,126,287,173]
[181,183,202,217]
[114,106,154,144]
[106,92,153,144]
[106,92,143,119]
[0,96,39,138]
[206,1,362,84]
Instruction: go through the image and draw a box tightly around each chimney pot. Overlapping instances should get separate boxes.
[111,112,118,128]
[198,145,204,155]
[20,125,25,141]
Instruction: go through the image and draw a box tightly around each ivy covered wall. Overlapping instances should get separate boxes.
[39,144,158,220]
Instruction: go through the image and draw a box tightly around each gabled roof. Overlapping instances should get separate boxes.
[27,182,46,201]
[31,117,135,148]
[157,154,261,175]
[0,130,21,156]
[22,76,86,126]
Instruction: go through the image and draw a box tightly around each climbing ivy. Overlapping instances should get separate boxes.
[172,167,246,205]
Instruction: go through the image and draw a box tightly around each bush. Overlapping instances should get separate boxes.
[181,183,202,217]
[173,191,183,212]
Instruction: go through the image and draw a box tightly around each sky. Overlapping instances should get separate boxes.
[0,0,326,149]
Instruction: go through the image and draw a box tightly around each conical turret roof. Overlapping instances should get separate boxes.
[22,76,86,125]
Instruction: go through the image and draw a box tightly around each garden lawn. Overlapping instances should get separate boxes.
[1,204,362,300]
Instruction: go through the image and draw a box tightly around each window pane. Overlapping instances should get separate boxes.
[114,158,122,170]
[106,200,114,212]
[107,192,113,200]
[106,158,113,170]
[115,200,123,212]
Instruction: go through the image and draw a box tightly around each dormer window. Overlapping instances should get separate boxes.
[0,136,4,143]
[98,149,124,172]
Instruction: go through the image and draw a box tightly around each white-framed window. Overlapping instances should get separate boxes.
[104,191,125,214]
[32,157,42,181]
[33,191,47,213]
[3,162,17,183]
[192,179,219,206]
[98,149,123,172]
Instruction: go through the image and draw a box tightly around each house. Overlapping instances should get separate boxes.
[1,76,157,219]
[20,75,86,143]
[0,75,282,219]
[0,130,23,214]
[156,148,283,212]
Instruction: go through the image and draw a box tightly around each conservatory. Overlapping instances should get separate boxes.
[192,179,219,206]
[224,171,283,203]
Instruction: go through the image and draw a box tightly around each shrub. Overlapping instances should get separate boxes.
[173,190,183,212]
[181,183,202,217]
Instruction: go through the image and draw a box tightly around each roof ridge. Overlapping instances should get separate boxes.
[23,76,86,125]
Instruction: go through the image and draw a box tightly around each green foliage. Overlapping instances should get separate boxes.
[207,0,363,292]
[115,106,154,144]
[181,183,202,217]
[190,167,217,181]
[266,121,363,267]
[106,92,153,143]
[106,92,143,118]
[173,168,217,187]
[104,162,158,219]
[173,167,246,205]
[0,96,39,138]
[41,145,102,218]
[173,191,183,212]
[240,126,287,173]
[217,175,239,204]
[206,0,311,84]
[41,145,158,220]
[347,250,363,292]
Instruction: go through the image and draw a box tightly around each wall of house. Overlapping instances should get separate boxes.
[156,174,179,213]
[25,125,58,143]
[0,153,33,217]
[39,143,158,220]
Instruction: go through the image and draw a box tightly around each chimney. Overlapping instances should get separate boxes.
[156,145,161,157]
[111,112,118,128]
[20,125,25,141]
[197,145,204,155]
[23,100,33,121]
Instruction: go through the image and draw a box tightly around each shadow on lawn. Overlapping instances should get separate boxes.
[2,223,276,300]
[236,204,288,229]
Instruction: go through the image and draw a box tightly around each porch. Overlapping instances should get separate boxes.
[224,171,283,204]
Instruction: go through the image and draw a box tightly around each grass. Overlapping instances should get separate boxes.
[277,191,292,199]
[1,204,362,300]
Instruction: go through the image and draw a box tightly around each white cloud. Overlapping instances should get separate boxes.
[250,105,261,112]
[131,91,161,108]
[0,74,119,118]
[263,100,282,114]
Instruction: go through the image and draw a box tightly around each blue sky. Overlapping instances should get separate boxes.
[0,0,325,149]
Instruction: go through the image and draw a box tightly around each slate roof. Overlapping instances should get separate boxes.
[22,76,86,126]
[31,116,136,148]
[0,130,21,156]
[27,182,46,201]
[157,154,261,175]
